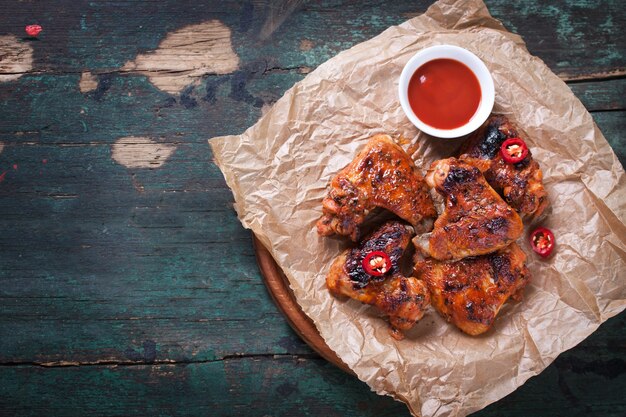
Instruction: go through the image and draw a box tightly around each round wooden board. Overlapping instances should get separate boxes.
[252,235,353,375]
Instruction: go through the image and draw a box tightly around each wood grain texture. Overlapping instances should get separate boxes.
[0,357,408,417]
[121,21,240,94]
[0,0,624,416]
[0,35,33,82]
[0,316,624,416]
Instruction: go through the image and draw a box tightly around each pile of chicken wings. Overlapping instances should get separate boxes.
[317,116,548,339]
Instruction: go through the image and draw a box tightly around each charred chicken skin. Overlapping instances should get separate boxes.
[414,242,530,336]
[326,221,430,340]
[459,115,549,221]
[413,158,524,261]
[317,134,437,241]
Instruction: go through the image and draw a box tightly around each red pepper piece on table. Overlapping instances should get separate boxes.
[530,227,555,258]
[25,25,43,37]
[362,251,392,277]
[500,137,529,164]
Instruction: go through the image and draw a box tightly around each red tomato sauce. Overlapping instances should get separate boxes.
[408,58,481,130]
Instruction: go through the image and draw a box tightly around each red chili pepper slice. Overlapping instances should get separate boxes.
[362,251,392,277]
[500,137,529,164]
[25,25,43,37]
[530,227,555,258]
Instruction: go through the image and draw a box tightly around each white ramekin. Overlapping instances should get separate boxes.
[398,45,495,139]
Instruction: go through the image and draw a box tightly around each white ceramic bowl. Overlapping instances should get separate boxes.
[398,45,495,139]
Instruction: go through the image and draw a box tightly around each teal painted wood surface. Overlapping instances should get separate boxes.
[0,1,624,416]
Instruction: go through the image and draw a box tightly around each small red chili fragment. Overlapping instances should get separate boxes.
[500,137,529,164]
[530,227,555,258]
[25,25,43,37]
[362,251,392,277]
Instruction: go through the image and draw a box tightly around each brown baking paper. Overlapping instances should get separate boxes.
[209,0,626,415]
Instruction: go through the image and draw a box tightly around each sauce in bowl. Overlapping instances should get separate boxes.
[407,58,481,130]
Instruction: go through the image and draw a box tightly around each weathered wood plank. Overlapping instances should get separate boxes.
[0,312,623,417]
[569,78,626,112]
[592,111,626,164]
[0,357,408,417]
[0,0,623,79]
[485,0,625,80]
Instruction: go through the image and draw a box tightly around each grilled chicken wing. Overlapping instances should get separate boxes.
[326,221,430,340]
[459,115,549,221]
[414,242,530,336]
[413,158,523,260]
[317,134,437,241]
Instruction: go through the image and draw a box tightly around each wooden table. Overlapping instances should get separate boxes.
[0,1,624,415]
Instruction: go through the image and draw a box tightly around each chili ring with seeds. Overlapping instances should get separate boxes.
[530,227,556,258]
[362,251,392,277]
[500,137,529,164]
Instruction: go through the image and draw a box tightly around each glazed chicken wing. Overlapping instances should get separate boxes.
[413,158,523,260]
[317,134,436,241]
[459,115,549,221]
[326,221,430,340]
[414,242,530,336]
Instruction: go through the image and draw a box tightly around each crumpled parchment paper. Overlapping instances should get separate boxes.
[209,0,626,415]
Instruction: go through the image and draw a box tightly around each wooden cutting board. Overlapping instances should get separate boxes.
[252,235,353,375]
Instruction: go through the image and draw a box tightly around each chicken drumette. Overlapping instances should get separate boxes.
[459,115,549,221]
[413,158,523,261]
[317,134,436,241]
[326,221,430,340]
[414,242,530,336]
